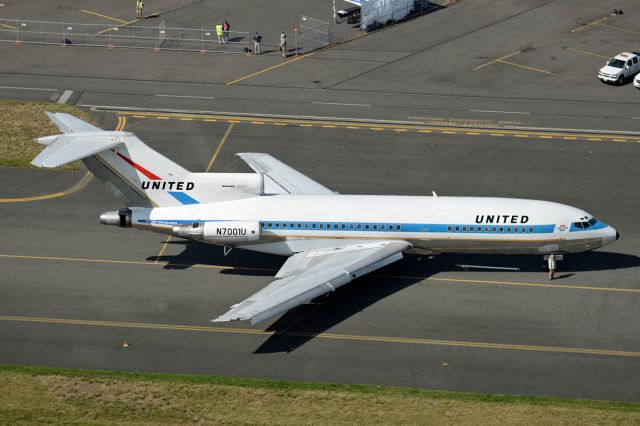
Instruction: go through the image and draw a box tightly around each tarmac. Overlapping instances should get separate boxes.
[0,0,639,402]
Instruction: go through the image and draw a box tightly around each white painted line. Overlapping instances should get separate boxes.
[470,109,531,115]
[312,102,372,107]
[631,117,640,120]
[155,94,216,100]
[56,90,73,104]
[0,86,58,91]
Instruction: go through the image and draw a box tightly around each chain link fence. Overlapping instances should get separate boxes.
[0,18,250,53]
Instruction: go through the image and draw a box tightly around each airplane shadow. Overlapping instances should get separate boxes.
[147,241,639,353]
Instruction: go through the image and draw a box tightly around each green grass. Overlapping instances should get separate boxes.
[0,99,95,169]
[0,364,638,425]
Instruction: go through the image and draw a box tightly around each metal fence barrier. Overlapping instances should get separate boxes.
[0,18,250,53]
[297,15,330,54]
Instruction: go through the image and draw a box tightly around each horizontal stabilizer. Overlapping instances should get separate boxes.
[45,112,103,134]
[32,132,125,168]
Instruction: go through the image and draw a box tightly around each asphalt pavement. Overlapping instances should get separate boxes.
[0,0,639,402]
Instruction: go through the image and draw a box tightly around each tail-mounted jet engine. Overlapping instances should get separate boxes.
[172,221,261,243]
[100,208,132,227]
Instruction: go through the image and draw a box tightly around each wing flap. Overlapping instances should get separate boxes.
[237,153,336,195]
[213,241,410,325]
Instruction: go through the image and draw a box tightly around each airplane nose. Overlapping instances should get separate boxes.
[602,226,618,247]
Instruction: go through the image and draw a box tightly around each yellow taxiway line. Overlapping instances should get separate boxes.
[95,12,159,36]
[0,21,16,30]
[80,9,128,24]
[226,33,363,85]
[0,314,638,358]
[1,253,639,294]
[0,114,126,203]
[473,51,521,71]
[567,47,609,60]
[120,111,640,144]
[571,15,609,33]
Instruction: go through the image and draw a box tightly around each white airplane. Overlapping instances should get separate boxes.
[33,113,619,325]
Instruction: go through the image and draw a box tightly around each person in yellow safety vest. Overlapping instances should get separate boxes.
[215,22,224,44]
[136,0,144,19]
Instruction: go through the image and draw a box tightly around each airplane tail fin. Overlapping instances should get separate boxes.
[33,113,263,207]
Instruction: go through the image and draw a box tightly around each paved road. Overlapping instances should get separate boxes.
[0,0,639,402]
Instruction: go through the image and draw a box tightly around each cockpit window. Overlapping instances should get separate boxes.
[573,218,598,229]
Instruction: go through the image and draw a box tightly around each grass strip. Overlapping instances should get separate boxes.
[0,99,95,170]
[0,364,638,425]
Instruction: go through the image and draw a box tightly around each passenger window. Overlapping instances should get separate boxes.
[514,227,519,233]
[462,226,467,232]
[327,224,331,229]
[506,227,511,233]
[455,226,460,232]
[276,223,280,228]
[634,57,638,64]
[290,223,295,229]
[268,223,272,228]
[341,224,346,229]
[373,225,378,230]
[627,60,632,67]
[529,226,534,233]
[447,226,452,231]
[305,224,309,229]
[298,223,302,229]
[260,222,264,228]
[470,226,475,232]
[521,227,526,233]
[499,227,504,233]
[357,224,362,229]
[319,224,324,229]
[365,224,370,230]
[312,224,316,229]
[382,224,386,230]
[283,223,287,229]
[349,224,354,229]
[396,225,401,230]
[492,226,497,232]
[334,224,338,229]
[485,226,489,232]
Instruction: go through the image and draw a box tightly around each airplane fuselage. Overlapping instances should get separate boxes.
[133,194,618,256]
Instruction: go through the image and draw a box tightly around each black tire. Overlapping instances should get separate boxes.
[617,75,624,85]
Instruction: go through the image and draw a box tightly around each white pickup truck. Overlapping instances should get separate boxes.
[598,52,640,85]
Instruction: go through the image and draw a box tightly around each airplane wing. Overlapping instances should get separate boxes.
[237,152,336,195]
[213,240,410,325]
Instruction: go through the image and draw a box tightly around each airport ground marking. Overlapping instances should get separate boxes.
[567,47,609,60]
[594,22,640,36]
[120,112,640,143]
[79,9,128,24]
[0,21,16,30]
[2,253,639,295]
[154,237,172,264]
[95,12,160,36]
[0,114,127,203]
[1,314,638,358]
[473,51,521,71]
[226,33,363,85]
[498,60,554,76]
[570,15,609,33]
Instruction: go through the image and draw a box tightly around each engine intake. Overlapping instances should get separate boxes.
[173,220,260,243]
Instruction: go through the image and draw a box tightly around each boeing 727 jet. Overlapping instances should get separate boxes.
[32,113,619,325]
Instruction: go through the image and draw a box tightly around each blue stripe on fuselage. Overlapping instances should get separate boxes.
[167,191,200,205]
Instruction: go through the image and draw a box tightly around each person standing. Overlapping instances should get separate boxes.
[136,0,144,19]
[547,254,557,280]
[253,32,262,55]
[215,22,224,44]
[223,20,230,43]
[279,30,287,58]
